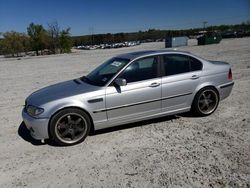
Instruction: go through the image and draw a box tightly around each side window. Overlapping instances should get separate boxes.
[118,56,158,83]
[189,56,203,71]
[163,54,190,76]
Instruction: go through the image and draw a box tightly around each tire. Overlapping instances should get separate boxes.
[192,87,219,116]
[49,108,91,146]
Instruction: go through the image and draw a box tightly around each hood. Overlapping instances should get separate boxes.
[26,79,99,106]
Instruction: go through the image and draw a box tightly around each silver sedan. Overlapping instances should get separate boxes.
[22,50,234,145]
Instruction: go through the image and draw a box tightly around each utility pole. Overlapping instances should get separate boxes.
[89,27,94,45]
[202,21,208,30]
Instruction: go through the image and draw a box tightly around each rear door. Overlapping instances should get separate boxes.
[160,54,203,112]
[105,56,162,123]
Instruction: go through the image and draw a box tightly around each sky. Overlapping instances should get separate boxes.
[0,0,249,36]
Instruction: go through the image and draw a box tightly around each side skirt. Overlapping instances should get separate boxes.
[94,107,191,130]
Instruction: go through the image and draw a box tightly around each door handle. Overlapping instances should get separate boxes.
[149,82,160,87]
[191,75,200,80]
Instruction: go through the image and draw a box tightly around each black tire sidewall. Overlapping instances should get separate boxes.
[49,108,91,146]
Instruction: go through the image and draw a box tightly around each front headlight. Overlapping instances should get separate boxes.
[26,105,44,117]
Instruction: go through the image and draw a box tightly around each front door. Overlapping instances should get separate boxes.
[105,56,161,124]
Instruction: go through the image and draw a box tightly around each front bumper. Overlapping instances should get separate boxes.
[22,108,50,140]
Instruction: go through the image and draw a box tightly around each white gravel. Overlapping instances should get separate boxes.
[0,38,250,188]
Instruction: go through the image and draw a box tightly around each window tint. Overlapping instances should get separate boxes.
[118,56,158,83]
[163,54,190,76]
[190,56,203,71]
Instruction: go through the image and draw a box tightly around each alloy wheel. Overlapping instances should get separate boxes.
[55,113,87,144]
[198,89,218,115]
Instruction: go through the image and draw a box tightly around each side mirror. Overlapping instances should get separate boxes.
[114,78,127,86]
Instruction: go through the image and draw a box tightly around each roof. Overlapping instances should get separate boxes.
[116,49,191,60]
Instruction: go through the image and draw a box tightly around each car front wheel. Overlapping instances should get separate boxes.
[50,108,91,145]
[192,87,219,116]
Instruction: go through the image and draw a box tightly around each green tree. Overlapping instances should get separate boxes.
[59,28,72,53]
[0,39,3,55]
[1,31,29,57]
[47,21,60,54]
[27,23,48,55]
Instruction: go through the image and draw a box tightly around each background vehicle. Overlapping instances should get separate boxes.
[22,50,234,145]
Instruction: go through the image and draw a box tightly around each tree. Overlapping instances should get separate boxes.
[59,28,72,53]
[27,23,48,55]
[47,21,60,54]
[1,31,29,57]
[0,32,3,55]
[0,39,3,55]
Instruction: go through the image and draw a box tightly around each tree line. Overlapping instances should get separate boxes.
[1,21,250,56]
[0,22,72,57]
[72,21,250,46]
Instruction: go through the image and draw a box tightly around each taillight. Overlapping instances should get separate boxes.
[228,68,232,80]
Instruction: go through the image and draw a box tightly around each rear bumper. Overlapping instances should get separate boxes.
[22,108,50,140]
[218,82,234,100]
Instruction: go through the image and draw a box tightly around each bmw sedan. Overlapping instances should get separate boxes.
[22,50,234,145]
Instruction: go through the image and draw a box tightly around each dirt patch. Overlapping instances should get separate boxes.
[0,38,250,187]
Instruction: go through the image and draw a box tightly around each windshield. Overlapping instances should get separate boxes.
[81,57,130,86]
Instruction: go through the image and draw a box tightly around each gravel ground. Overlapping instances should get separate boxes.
[0,38,250,188]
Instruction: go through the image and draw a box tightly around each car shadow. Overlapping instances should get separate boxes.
[18,122,45,146]
[18,112,194,147]
[90,114,181,136]
[90,111,202,136]
[18,122,59,146]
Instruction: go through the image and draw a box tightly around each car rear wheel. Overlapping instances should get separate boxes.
[50,108,91,146]
[192,87,219,116]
